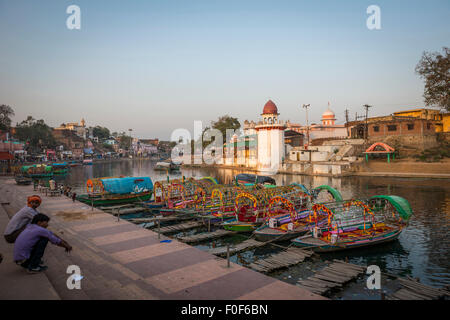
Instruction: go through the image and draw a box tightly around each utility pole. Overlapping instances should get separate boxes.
[345,109,350,137]
[302,104,310,148]
[363,104,372,143]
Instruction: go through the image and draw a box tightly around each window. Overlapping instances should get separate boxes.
[387,125,397,132]
[407,124,414,130]
[427,123,432,130]
[373,126,380,132]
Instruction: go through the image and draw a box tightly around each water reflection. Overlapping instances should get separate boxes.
[57,160,449,288]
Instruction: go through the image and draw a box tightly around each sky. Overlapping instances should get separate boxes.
[0,0,449,140]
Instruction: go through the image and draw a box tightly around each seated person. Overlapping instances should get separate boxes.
[13,213,72,274]
[4,195,42,243]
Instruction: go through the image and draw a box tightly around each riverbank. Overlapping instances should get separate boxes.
[0,178,324,300]
[183,158,450,179]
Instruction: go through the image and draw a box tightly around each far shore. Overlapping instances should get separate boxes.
[182,158,450,179]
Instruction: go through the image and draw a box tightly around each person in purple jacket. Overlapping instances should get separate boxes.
[14,213,72,274]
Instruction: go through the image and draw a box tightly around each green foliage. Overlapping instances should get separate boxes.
[102,143,114,152]
[211,115,241,139]
[0,104,14,131]
[14,116,57,153]
[415,47,450,111]
[92,126,110,141]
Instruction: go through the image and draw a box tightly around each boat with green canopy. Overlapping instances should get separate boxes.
[21,164,53,178]
[291,195,412,252]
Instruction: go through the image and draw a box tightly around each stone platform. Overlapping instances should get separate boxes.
[0,178,325,300]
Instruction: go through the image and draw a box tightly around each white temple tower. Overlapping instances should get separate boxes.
[255,100,286,172]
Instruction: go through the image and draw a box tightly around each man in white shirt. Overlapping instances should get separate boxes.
[4,195,42,243]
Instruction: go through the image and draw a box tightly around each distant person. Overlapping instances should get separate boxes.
[14,213,72,274]
[4,195,42,243]
[72,192,77,202]
[49,179,56,190]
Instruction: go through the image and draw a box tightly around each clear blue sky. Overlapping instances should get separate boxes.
[1,0,449,139]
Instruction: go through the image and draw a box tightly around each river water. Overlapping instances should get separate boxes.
[53,159,449,298]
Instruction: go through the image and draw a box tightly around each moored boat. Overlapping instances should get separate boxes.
[52,162,69,174]
[20,164,53,178]
[154,160,180,171]
[290,196,413,252]
[76,176,153,206]
[14,175,33,185]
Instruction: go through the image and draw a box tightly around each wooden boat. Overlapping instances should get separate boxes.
[235,173,276,186]
[154,160,180,171]
[222,185,311,233]
[69,160,81,167]
[20,164,53,178]
[82,159,93,165]
[291,226,402,252]
[291,196,413,252]
[253,191,335,242]
[52,162,69,174]
[14,175,33,185]
[222,218,262,232]
[76,176,153,206]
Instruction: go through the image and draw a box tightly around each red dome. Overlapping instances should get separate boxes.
[262,100,278,114]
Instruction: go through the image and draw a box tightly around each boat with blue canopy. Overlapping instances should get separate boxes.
[76,176,153,206]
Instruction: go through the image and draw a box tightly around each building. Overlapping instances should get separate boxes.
[54,118,87,139]
[346,115,437,150]
[285,104,348,144]
[52,129,85,158]
[228,100,286,170]
[393,108,450,133]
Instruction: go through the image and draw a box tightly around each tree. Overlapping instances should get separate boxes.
[118,135,132,150]
[415,47,450,111]
[211,115,241,139]
[92,126,110,141]
[0,105,15,131]
[15,117,57,153]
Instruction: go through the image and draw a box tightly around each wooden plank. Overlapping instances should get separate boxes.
[397,282,446,299]
[332,260,365,272]
[397,278,448,296]
[391,288,432,300]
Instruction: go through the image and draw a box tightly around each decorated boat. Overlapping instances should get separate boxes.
[222,184,309,232]
[290,196,412,252]
[253,184,344,242]
[76,176,153,206]
[52,162,69,174]
[20,164,53,178]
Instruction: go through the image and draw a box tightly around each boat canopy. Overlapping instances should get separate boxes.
[52,162,68,167]
[21,164,52,173]
[289,183,310,195]
[200,176,219,185]
[370,195,413,220]
[314,185,343,201]
[100,177,153,194]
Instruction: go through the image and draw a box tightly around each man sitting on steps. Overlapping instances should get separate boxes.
[13,213,72,274]
[4,195,42,243]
